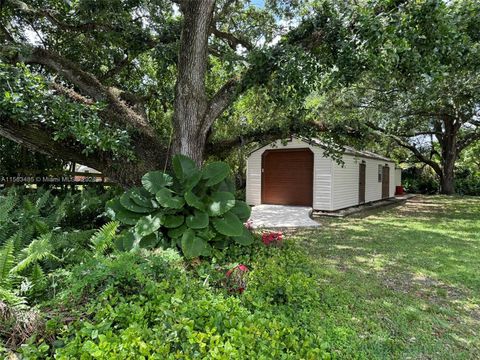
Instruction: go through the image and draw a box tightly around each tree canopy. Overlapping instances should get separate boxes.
[1,0,479,191]
[311,0,480,193]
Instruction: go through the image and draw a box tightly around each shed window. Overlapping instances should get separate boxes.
[378,165,383,182]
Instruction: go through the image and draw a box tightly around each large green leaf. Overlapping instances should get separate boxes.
[186,210,209,229]
[185,190,205,210]
[156,188,185,209]
[115,230,135,251]
[211,212,244,236]
[232,226,254,246]
[128,188,156,208]
[215,177,236,193]
[141,171,173,194]
[183,170,203,190]
[120,193,152,213]
[230,200,251,222]
[135,213,163,237]
[196,227,216,241]
[106,198,143,225]
[202,162,230,186]
[168,224,187,239]
[138,232,161,249]
[163,214,185,228]
[207,192,235,216]
[181,229,212,259]
[172,154,197,180]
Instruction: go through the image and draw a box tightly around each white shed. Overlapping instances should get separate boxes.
[246,137,396,211]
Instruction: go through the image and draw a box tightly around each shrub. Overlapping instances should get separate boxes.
[455,169,480,195]
[106,155,253,258]
[15,249,331,359]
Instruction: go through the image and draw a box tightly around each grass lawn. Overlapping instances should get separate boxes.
[293,195,480,359]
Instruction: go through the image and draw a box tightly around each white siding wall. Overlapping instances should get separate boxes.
[331,155,396,210]
[245,138,333,210]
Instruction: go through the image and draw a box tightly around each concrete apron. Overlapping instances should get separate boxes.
[249,205,320,229]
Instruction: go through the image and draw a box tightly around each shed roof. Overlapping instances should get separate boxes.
[249,136,394,162]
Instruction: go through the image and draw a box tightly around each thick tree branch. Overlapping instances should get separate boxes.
[206,120,328,157]
[204,13,343,131]
[210,26,253,51]
[366,121,443,176]
[49,82,95,105]
[10,46,157,139]
[0,114,107,172]
[0,114,168,186]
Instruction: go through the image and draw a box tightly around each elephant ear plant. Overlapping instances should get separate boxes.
[106,155,253,258]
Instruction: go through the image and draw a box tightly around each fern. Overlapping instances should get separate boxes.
[0,287,26,308]
[90,221,119,255]
[0,239,15,287]
[11,233,57,274]
[28,263,47,295]
[35,189,52,212]
[0,188,17,224]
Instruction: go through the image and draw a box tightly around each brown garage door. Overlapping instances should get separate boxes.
[262,149,313,206]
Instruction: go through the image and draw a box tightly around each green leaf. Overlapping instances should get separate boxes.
[163,214,185,228]
[211,212,244,236]
[186,210,209,229]
[215,177,236,193]
[172,154,197,180]
[106,198,143,225]
[128,188,156,208]
[181,229,212,259]
[183,170,203,190]
[196,227,216,241]
[185,191,205,210]
[135,213,163,237]
[156,188,185,209]
[138,232,161,249]
[120,193,152,213]
[168,224,187,239]
[230,200,251,222]
[202,162,230,186]
[0,239,15,285]
[141,171,173,194]
[207,192,235,216]
[210,237,228,249]
[115,230,135,251]
[89,221,119,254]
[232,226,254,246]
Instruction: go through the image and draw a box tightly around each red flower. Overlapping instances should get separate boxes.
[262,231,283,246]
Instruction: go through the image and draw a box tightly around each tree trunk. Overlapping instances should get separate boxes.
[438,113,458,195]
[439,166,455,195]
[171,1,215,166]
